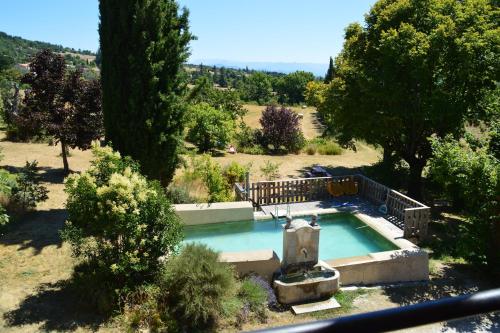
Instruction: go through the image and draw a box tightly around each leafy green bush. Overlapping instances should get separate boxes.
[429,136,499,269]
[186,103,234,153]
[61,145,183,290]
[165,184,194,204]
[158,243,236,331]
[10,160,48,210]
[234,122,257,149]
[223,161,249,187]
[238,145,266,155]
[195,154,233,203]
[260,160,281,181]
[0,205,8,227]
[0,168,17,197]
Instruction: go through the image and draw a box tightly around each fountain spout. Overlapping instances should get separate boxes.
[301,248,308,259]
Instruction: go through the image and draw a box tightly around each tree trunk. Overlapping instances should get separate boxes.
[382,147,393,165]
[407,160,425,201]
[61,140,69,174]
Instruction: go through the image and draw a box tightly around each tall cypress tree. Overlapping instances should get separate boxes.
[324,56,335,83]
[99,0,193,186]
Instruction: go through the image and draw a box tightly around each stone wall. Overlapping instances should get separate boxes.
[326,248,429,285]
[174,201,254,225]
[220,249,281,282]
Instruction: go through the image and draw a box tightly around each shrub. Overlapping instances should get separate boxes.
[61,145,183,290]
[259,105,305,153]
[0,168,17,198]
[245,275,278,309]
[158,243,237,331]
[303,138,342,156]
[260,160,281,181]
[305,144,317,155]
[317,140,342,155]
[165,184,194,204]
[234,122,257,149]
[195,154,233,203]
[238,145,266,155]
[0,205,8,227]
[122,284,168,332]
[239,278,267,312]
[429,136,499,269]
[10,160,48,211]
[223,161,249,187]
[186,103,234,153]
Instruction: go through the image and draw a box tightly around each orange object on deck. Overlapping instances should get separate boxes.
[327,181,344,197]
[344,178,358,195]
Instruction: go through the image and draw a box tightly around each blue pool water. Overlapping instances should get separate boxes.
[183,213,398,260]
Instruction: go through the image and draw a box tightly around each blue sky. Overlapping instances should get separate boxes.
[0,0,375,64]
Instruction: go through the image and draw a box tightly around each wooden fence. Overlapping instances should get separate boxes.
[235,174,430,239]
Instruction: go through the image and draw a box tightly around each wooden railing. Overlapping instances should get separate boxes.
[245,176,332,206]
[235,174,430,239]
[355,174,430,239]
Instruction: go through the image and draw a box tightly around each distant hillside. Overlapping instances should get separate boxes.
[0,31,96,70]
[191,59,327,77]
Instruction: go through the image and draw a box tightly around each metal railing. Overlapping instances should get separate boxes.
[248,288,500,333]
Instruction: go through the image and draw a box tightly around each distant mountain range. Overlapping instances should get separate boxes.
[190,59,328,77]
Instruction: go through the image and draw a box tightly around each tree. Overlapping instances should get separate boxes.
[242,72,273,104]
[189,76,246,120]
[276,71,315,104]
[20,50,103,173]
[324,56,335,83]
[304,81,327,108]
[218,66,228,87]
[322,0,499,199]
[99,0,193,187]
[259,105,305,153]
[0,54,14,72]
[186,103,234,153]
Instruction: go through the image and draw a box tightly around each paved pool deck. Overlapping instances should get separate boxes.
[256,196,405,231]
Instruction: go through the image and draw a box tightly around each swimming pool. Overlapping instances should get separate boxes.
[183,213,398,260]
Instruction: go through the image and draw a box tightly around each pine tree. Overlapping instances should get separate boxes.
[99,0,193,186]
[324,57,335,83]
[218,67,227,87]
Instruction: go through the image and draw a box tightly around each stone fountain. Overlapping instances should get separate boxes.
[273,215,340,305]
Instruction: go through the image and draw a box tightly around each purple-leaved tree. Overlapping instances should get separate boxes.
[259,105,304,153]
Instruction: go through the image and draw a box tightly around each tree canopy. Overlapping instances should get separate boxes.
[321,0,499,198]
[324,57,335,83]
[276,71,315,105]
[20,50,102,173]
[99,0,193,186]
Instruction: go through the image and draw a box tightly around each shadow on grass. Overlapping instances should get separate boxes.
[3,279,109,332]
[1,164,67,184]
[0,209,65,254]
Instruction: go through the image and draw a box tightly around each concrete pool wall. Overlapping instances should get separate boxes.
[175,202,429,285]
[175,202,254,225]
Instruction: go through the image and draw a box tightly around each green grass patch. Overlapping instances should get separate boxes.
[307,289,370,319]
